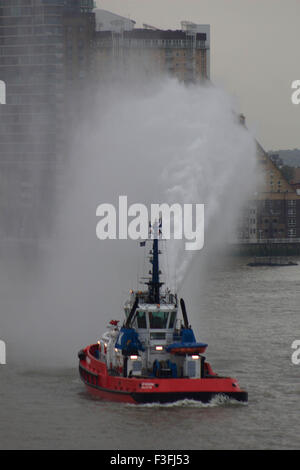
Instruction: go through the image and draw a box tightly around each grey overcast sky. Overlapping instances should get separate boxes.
[95,0,300,151]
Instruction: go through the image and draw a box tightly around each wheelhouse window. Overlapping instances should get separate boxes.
[149,311,169,329]
[169,311,177,329]
[136,311,147,328]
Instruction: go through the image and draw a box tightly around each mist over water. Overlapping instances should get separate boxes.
[1,73,257,367]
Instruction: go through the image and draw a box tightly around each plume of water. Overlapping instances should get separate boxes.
[1,73,257,367]
[158,82,257,290]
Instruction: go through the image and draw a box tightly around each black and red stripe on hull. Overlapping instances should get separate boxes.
[83,381,248,404]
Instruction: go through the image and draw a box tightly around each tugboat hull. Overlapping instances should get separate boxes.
[84,384,248,404]
[79,350,248,405]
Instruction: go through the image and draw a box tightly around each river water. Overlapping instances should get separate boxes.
[0,256,299,450]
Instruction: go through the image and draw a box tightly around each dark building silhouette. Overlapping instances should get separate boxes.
[0,0,95,242]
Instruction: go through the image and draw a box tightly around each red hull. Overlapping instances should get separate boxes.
[79,345,248,404]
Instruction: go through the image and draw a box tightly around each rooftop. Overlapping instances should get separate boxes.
[96,29,206,42]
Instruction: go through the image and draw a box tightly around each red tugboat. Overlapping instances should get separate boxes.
[78,222,248,404]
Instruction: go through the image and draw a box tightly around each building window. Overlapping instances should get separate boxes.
[288,228,296,238]
[265,200,272,209]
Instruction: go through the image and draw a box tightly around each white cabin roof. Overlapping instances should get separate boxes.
[137,304,176,311]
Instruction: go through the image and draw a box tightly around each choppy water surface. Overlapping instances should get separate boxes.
[0,257,299,450]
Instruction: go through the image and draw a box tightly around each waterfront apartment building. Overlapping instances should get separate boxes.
[92,18,210,83]
[0,0,95,241]
[236,126,300,248]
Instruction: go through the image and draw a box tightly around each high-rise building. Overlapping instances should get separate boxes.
[0,0,95,242]
[92,14,210,83]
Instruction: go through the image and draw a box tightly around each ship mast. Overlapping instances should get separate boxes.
[147,220,163,304]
